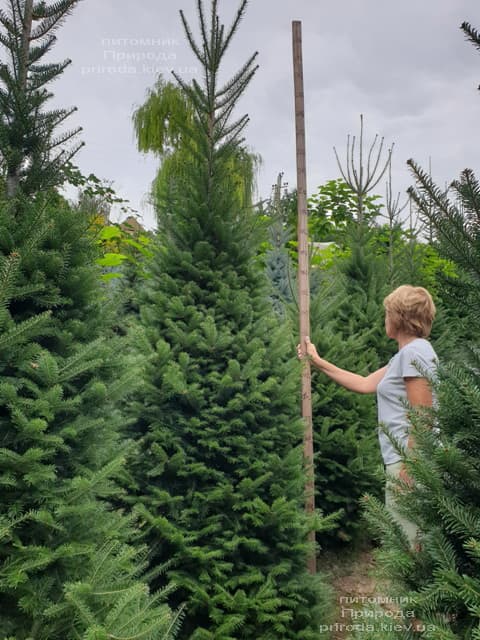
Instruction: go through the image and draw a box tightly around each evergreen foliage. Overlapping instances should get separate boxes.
[260,182,386,547]
[304,178,453,548]
[263,169,450,549]
[261,174,296,316]
[0,192,181,638]
[128,1,334,638]
[461,21,480,56]
[310,225,395,546]
[0,0,84,197]
[407,162,480,357]
[0,3,181,637]
[261,171,424,546]
[362,357,480,638]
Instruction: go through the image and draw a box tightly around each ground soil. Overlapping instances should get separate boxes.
[319,544,395,640]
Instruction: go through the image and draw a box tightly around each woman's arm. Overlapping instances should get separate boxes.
[399,376,434,489]
[404,377,433,450]
[405,377,432,407]
[297,337,387,394]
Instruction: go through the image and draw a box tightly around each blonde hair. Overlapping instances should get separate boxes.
[383,285,436,338]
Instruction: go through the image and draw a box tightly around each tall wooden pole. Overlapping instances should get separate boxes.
[292,20,316,575]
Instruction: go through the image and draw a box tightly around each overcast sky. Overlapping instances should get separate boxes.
[43,0,480,230]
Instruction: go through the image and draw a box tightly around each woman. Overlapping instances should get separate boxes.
[297,285,438,549]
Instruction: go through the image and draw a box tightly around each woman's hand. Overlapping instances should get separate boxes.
[296,342,305,360]
[399,463,414,489]
[296,336,319,363]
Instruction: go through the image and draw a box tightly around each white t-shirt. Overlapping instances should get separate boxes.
[376,338,438,465]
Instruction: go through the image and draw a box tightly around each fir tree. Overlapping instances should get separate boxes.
[0,2,181,637]
[0,0,84,198]
[305,129,449,548]
[0,193,182,639]
[127,1,334,638]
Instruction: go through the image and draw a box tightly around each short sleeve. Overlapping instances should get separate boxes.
[399,345,436,379]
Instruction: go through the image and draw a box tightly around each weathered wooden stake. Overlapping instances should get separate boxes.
[292,20,316,575]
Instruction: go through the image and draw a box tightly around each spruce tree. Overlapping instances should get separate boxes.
[127,1,334,638]
[0,2,181,637]
[360,22,480,638]
[262,173,296,317]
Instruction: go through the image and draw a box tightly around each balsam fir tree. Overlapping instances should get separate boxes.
[127,1,334,638]
[361,21,480,638]
[0,2,181,637]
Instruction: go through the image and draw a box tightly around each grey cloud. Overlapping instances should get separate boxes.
[35,0,480,229]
